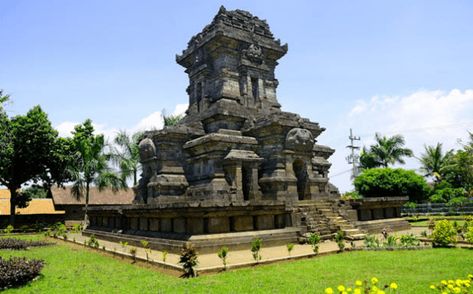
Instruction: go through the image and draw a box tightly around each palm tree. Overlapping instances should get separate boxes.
[418,143,453,182]
[68,120,126,227]
[111,130,143,186]
[359,133,413,169]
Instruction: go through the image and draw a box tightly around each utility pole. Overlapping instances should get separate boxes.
[345,128,361,179]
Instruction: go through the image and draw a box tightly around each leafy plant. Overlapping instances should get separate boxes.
[429,274,473,293]
[162,250,168,263]
[71,224,82,233]
[251,238,263,262]
[3,225,14,235]
[465,226,473,244]
[179,242,198,278]
[399,234,419,247]
[87,234,99,248]
[384,235,398,247]
[431,220,457,247]
[325,277,399,294]
[334,230,346,252]
[129,247,137,263]
[0,257,44,289]
[140,240,151,261]
[363,235,380,248]
[286,243,295,256]
[308,232,321,254]
[217,246,229,270]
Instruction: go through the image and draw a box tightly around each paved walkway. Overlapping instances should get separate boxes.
[64,227,429,273]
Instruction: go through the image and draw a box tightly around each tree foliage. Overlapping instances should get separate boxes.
[163,114,183,126]
[359,133,413,169]
[67,119,126,225]
[110,130,143,186]
[354,168,430,202]
[0,104,68,224]
[418,143,453,182]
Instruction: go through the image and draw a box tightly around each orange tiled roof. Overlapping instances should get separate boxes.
[0,189,65,215]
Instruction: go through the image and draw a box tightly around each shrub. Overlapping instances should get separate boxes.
[384,235,398,247]
[0,257,44,289]
[334,230,345,252]
[363,235,380,248]
[217,246,229,270]
[431,220,457,247]
[251,238,263,262]
[286,243,294,256]
[308,232,321,254]
[399,234,419,247]
[140,240,151,261]
[354,168,430,202]
[162,250,168,262]
[3,225,14,235]
[466,226,473,244]
[179,242,198,278]
[0,238,52,250]
[129,247,137,263]
[87,235,99,248]
[341,191,362,201]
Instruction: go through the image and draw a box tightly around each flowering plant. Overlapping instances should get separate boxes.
[429,274,473,293]
[324,277,398,294]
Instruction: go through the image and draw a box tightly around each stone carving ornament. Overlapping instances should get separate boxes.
[138,137,156,162]
[285,128,314,151]
[245,43,263,64]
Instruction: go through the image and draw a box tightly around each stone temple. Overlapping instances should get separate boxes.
[86,7,408,252]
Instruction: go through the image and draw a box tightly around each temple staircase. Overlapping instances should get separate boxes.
[298,200,366,240]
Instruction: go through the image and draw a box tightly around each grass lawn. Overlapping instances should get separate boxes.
[1,235,473,293]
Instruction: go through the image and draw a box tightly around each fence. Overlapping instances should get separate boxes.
[401,203,473,216]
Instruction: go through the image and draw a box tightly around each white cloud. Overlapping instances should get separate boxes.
[329,89,473,192]
[55,103,189,139]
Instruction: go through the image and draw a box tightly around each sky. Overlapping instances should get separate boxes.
[1,0,473,192]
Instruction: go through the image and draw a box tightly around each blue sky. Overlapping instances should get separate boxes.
[1,0,473,191]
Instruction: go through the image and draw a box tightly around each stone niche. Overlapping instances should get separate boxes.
[85,6,343,252]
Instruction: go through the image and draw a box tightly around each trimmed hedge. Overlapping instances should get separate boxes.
[354,168,430,202]
[0,238,53,250]
[0,257,44,289]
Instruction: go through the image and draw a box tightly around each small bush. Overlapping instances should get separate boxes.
[129,247,137,263]
[0,257,44,289]
[251,238,263,262]
[162,250,168,262]
[466,226,473,244]
[0,238,52,250]
[3,225,14,235]
[308,233,321,254]
[354,168,430,202]
[399,234,419,247]
[384,235,398,247]
[179,242,198,278]
[431,220,457,247]
[87,235,99,248]
[363,235,380,248]
[334,230,346,252]
[286,243,294,255]
[217,246,229,270]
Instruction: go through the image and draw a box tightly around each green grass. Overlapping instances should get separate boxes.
[1,236,473,293]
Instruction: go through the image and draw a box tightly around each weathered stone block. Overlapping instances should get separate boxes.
[256,215,274,230]
[129,217,138,230]
[384,207,394,218]
[234,216,253,231]
[139,217,148,231]
[149,218,160,231]
[173,218,186,233]
[208,217,230,233]
[187,218,204,234]
[275,214,286,228]
[161,218,172,232]
[359,209,372,221]
[373,208,384,220]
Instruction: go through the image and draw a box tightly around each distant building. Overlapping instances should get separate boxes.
[51,187,134,225]
[0,189,65,227]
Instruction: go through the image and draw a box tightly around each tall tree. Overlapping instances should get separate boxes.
[359,133,413,169]
[111,130,143,186]
[418,143,453,182]
[0,105,66,225]
[68,119,126,226]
